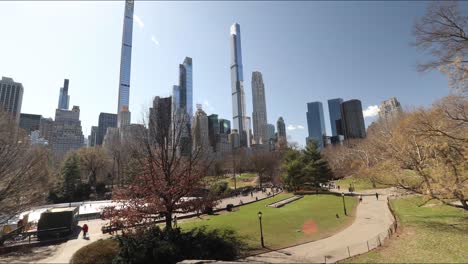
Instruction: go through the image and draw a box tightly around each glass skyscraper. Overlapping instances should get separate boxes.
[328,98,343,136]
[341,99,366,139]
[306,101,326,148]
[117,0,134,128]
[230,23,249,148]
[58,79,70,110]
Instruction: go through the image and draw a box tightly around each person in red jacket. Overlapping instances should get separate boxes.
[82,224,89,239]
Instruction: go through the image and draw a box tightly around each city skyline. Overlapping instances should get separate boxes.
[0,1,451,146]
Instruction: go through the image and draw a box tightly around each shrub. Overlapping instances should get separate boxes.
[70,239,119,264]
[113,226,245,264]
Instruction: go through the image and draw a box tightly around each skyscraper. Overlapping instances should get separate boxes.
[341,99,366,139]
[97,113,117,145]
[192,105,210,153]
[178,57,193,122]
[149,96,172,145]
[306,102,326,148]
[379,97,402,122]
[208,114,220,152]
[219,119,231,134]
[89,126,98,147]
[58,79,70,110]
[251,71,268,145]
[40,117,54,141]
[0,76,23,124]
[117,0,134,128]
[276,117,287,149]
[266,123,275,141]
[19,114,41,135]
[50,106,84,159]
[230,23,249,148]
[328,98,343,136]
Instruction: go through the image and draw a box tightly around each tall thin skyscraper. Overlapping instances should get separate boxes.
[0,77,23,124]
[251,71,268,145]
[58,79,70,110]
[328,98,343,136]
[230,23,249,148]
[306,102,326,148]
[276,117,287,149]
[117,0,134,128]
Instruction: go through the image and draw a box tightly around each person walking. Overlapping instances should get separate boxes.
[359,195,363,203]
[375,192,379,200]
[82,224,89,239]
[173,216,178,228]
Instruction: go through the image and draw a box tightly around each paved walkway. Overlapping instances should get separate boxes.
[17,189,276,264]
[245,189,395,263]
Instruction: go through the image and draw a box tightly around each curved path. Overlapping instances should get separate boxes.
[245,189,395,263]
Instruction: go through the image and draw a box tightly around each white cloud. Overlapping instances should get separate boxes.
[287,124,305,131]
[363,105,380,118]
[134,15,144,28]
[202,100,215,113]
[151,35,159,46]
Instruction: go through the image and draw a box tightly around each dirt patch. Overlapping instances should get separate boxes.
[302,220,318,234]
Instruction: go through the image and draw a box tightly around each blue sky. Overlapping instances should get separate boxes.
[0,1,454,146]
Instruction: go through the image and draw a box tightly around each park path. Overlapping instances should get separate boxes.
[245,189,395,263]
[34,188,275,264]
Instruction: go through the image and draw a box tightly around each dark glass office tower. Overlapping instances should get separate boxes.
[328,98,343,136]
[341,99,366,139]
[97,113,117,145]
[306,102,326,148]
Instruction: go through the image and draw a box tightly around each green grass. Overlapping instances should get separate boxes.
[182,193,358,252]
[335,177,386,191]
[70,239,119,264]
[206,173,258,189]
[343,196,468,263]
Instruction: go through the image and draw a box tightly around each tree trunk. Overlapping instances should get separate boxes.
[165,212,173,230]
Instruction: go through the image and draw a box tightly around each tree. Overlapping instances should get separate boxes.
[0,110,50,223]
[76,146,110,187]
[250,151,281,188]
[414,1,467,93]
[281,141,333,191]
[103,111,213,231]
[61,152,82,200]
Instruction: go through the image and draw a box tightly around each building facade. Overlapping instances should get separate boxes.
[0,77,23,124]
[192,105,210,153]
[97,113,117,146]
[117,0,134,128]
[50,106,84,159]
[219,119,231,134]
[306,102,326,148]
[340,99,366,139]
[328,98,343,137]
[149,96,172,145]
[19,113,42,136]
[40,117,54,140]
[230,23,250,148]
[251,71,268,145]
[276,117,287,148]
[266,123,275,141]
[58,79,70,110]
[89,126,98,147]
[379,97,402,122]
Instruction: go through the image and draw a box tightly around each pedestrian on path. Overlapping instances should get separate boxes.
[82,224,88,239]
[359,195,363,203]
[375,192,379,200]
[173,216,178,228]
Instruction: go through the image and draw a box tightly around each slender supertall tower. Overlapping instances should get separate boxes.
[230,23,249,147]
[251,71,268,145]
[58,79,70,110]
[117,0,134,128]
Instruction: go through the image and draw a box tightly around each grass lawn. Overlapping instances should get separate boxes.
[343,196,468,263]
[335,177,387,191]
[182,193,358,253]
[206,173,258,189]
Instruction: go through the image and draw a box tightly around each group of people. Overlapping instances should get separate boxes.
[358,192,380,203]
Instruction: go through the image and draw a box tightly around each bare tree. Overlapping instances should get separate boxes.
[76,146,110,186]
[103,110,213,230]
[0,110,50,223]
[414,1,467,92]
[250,151,281,188]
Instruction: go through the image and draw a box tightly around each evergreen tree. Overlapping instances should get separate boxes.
[61,152,81,201]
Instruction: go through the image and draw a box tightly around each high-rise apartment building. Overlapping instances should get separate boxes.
[266,123,275,141]
[89,126,98,147]
[379,97,402,122]
[97,113,117,146]
[58,79,70,110]
[230,23,250,148]
[328,98,343,136]
[0,77,23,124]
[229,129,240,149]
[19,113,42,135]
[40,117,54,140]
[251,71,268,145]
[340,99,366,139]
[306,102,326,148]
[149,96,172,145]
[208,114,220,152]
[50,106,84,158]
[192,105,210,153]
[276,117,287,148]
[117,0,134,128]
[219,119,231,134]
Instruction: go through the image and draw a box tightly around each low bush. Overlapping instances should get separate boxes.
[113,226,246,264]
[70,239,119,264]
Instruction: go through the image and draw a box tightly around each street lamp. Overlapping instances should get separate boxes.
[258,211,265,248]
[341,192,348,216]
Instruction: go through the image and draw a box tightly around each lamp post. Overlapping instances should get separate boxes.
[342,192,348,216]
[258,211,265,248]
